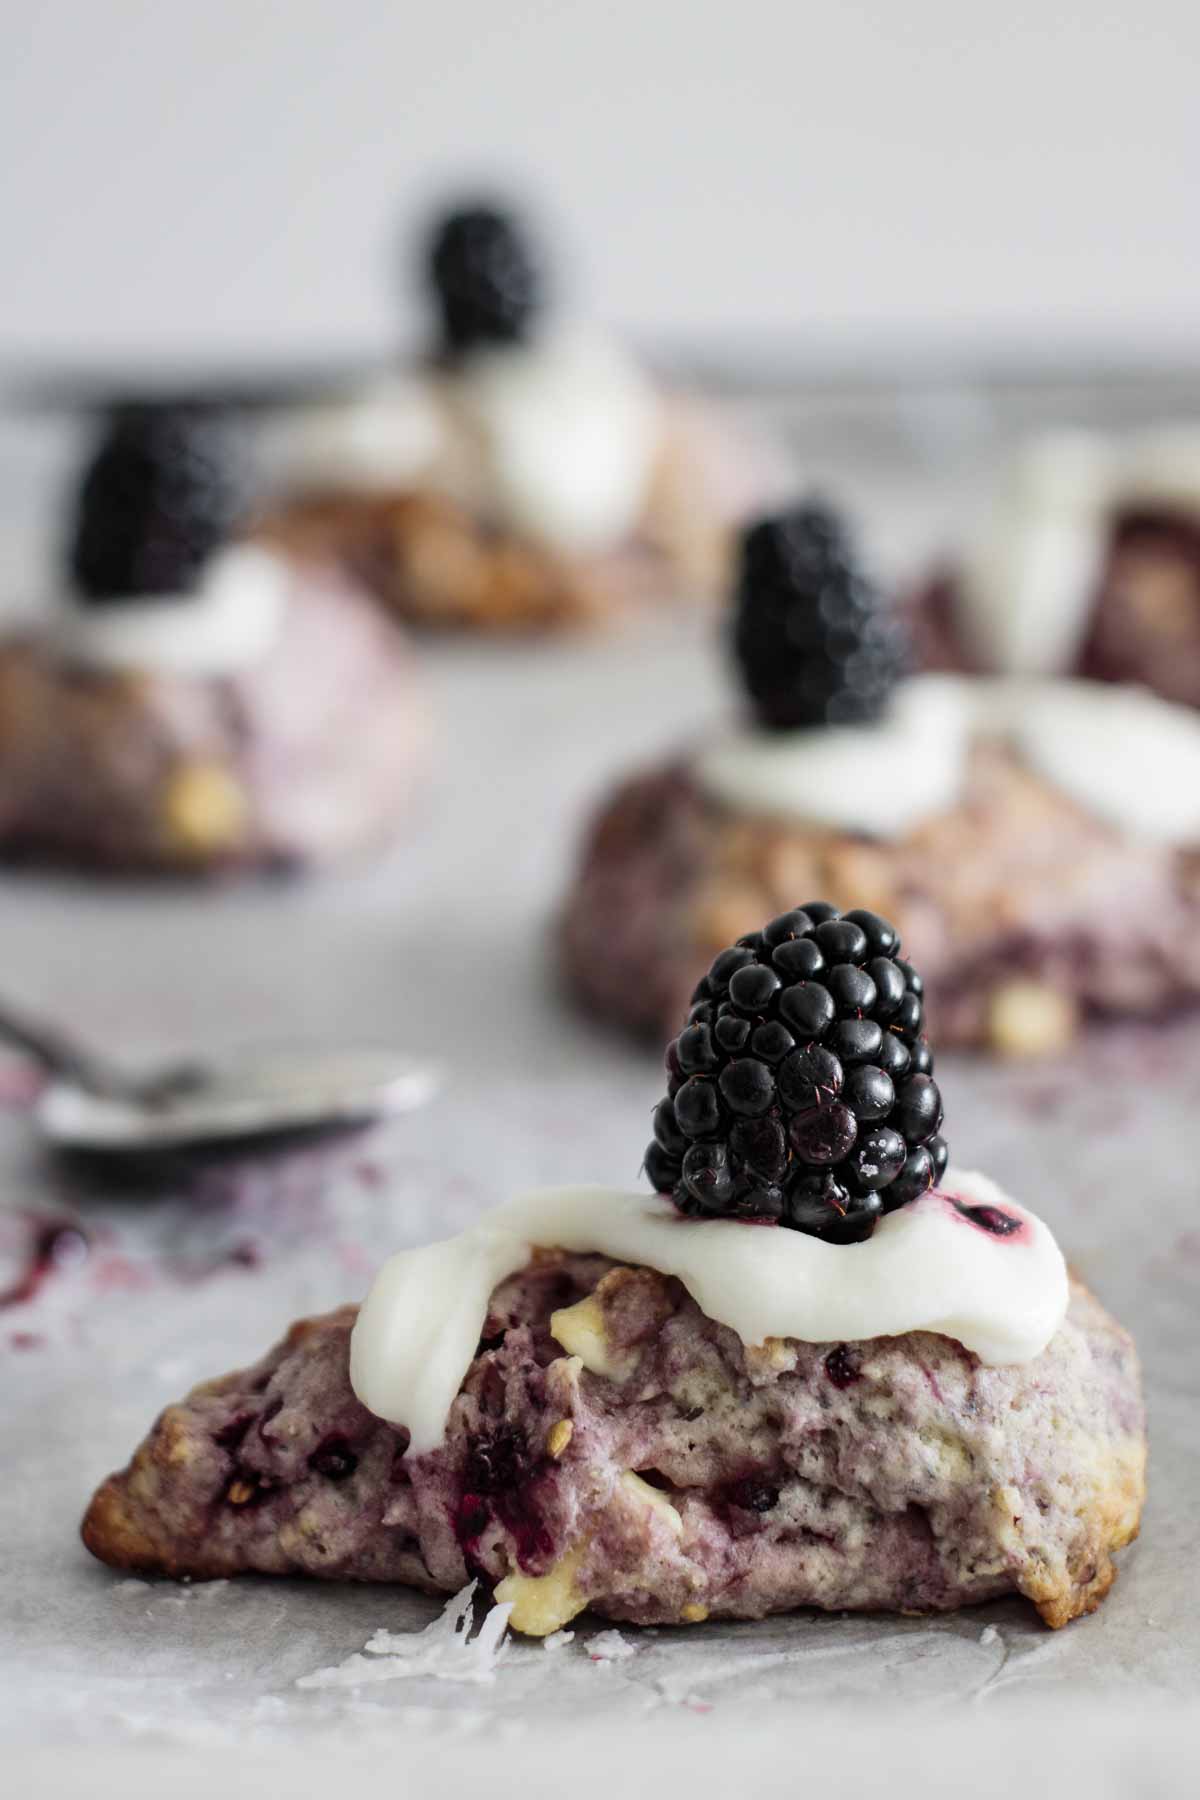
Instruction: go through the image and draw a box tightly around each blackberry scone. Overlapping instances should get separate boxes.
[0,405,428,874]
[265,200,779,632]
[83,908,1145,1636]
[912,427,1200,708]
[561,501,1200,1055]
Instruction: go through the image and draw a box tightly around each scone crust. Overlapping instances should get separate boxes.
[260,400,736,636]
[263,490,611,634]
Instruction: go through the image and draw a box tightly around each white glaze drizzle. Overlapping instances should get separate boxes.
[1006,679,1200,843]
[448,329,661,553]
[54,545,290,678]
[696,676,971,838]
[277,374,449,498]
[694,671,1200,847]
[349,1171,1069,1453]
[957,424,1200,677]
[958,431,1115,677]
[277,329,660,555]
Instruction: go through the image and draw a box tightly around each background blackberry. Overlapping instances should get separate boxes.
[644,904,947,1241]
[426,202,543,354]
[732,501,911,731]
[67,405,246,603]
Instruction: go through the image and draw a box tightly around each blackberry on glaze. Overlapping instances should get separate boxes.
[67,405,245,603]
[645,904,947,1241]
[732,502,910,731]
[426,203,543,354]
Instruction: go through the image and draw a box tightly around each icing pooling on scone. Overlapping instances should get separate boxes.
[448,330,660,554]
[350,1171,1068,1451]
[1004,680,1200,843]
[696,671,1200,846]
[283,329,660,555]
[696,676,971,838]
[55,545,290,678]
[282,375,448,499]
[957,432,1115,677]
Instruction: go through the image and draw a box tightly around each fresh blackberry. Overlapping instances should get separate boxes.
[731,502,910,731]
[426,202,543,354]
[67,405,245,603]
[644,904,945,1240]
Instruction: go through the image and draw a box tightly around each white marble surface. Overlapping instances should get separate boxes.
[0,396,1198,1792]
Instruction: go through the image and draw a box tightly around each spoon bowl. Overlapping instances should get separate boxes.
[35,1045,439,1157]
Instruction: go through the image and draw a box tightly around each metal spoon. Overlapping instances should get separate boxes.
[0,997,438,1159]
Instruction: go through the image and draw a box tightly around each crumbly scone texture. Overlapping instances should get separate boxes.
[0,568,427,874]
[81,1253,1145,1634]
[560,745,1200,1053]
[260,404,736,635]
[262,489,612,633]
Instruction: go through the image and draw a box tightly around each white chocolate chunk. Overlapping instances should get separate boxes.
[619,1471,683,1537]
[495,1541,589,1638]
[550,1295,637,1381]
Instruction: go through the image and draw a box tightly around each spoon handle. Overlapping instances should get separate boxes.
[0,998,120,1096]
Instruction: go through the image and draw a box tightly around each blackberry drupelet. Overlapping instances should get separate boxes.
[731,502,910,731]
[426,203,543,353]
[67,405,245,603]
[645,904,946,1241]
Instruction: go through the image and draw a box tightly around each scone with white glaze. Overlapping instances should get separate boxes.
[0,405,428,874]
[561,501,1200,1053]
[264,201,780,632]
[82,907,1145,1634]
[912,426,1200,710]
[80,1249,1142,1634]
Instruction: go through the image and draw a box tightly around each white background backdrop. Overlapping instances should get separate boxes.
[3,0,1199,370]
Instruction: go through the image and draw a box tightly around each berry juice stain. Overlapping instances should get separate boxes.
[947,1197,1025,1239]
[455,1428,554,1571]
[0,1217,89,1309]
